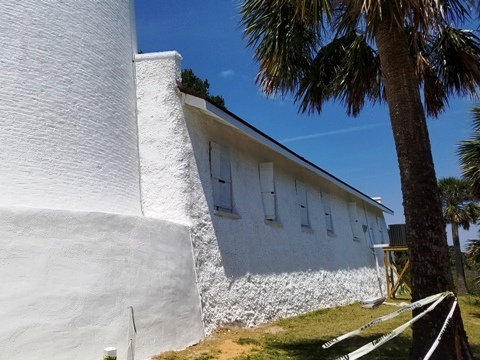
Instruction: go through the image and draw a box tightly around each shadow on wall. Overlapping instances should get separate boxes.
[210,215,376,277]
[184,110,378,278]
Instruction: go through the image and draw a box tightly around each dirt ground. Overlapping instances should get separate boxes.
[154,325,285,360]
[212,339,256,360]
[153,296,480,360]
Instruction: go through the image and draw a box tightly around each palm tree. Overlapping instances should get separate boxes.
[438,177,480,295]
[459,106,480,196]
[240,1,480,359]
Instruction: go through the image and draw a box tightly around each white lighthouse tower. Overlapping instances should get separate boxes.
[0,2,205,360]
[0,0,141,214]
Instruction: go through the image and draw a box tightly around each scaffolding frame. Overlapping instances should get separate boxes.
[383,246,410,299]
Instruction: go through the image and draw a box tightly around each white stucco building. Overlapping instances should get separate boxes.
[0,1,392,359]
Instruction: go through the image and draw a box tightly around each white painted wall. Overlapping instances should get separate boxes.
[135,52,193,224]
[184,107,388,333]
[0,0,141,214]
[0,207,204,360]
[0,0,391,354]
[135,53,390,336]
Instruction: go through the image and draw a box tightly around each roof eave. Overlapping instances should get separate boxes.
[181,91,394,215]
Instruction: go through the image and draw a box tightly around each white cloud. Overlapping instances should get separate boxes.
[279,123,387,143]
[219,69,235,78]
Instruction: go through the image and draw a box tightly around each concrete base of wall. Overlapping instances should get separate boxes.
[0,207,204,360]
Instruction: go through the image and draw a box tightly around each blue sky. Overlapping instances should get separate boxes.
[134,0,479,249]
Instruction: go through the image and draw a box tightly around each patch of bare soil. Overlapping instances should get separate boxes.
[215,339,257,360]
[153,326,264,360]
[263,325,284,334]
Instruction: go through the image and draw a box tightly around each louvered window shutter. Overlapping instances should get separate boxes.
[296,180,309,226]
[348,202,361,239]
[369,214,377,243]
[259,162,275,220]
[210,142,232,212]
[376,216,384,243]
[322,192,334,233]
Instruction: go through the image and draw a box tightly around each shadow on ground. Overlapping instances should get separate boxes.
[470,343,480,359]
[263,334,411,360]
[469,312,480,319]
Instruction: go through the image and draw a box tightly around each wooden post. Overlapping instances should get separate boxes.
[383,246,410,299]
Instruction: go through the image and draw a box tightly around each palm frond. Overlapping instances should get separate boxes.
[336,0,403,39]
[295,33,382,116]
[294,35,348,115]
[416,51,449,116]
[459,139,480,196]
[458,106,480,197]
[469,104,480,132]
[332,34,383,116]
[337,0,468,37]
[240,0,478,118]
[240,0,329,95]
[405,27,447,115]
[405,0,471,30]
[441,0,473,25]
[431,26,480,99]
[287,0,333,25]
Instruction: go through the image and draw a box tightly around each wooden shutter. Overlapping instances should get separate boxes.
[210,142,232,211]
[322,192,334,233]
[296,180,309,226]
[348,202,361,240]
[259,162,275,220]
[368,214,377,243]
[210,142,222,179]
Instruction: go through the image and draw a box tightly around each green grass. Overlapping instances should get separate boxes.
[236,338,262,346]
[154,296,480,360]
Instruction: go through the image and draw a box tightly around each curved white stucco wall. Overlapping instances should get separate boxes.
[0,1,141,214]
[0,207,204,360]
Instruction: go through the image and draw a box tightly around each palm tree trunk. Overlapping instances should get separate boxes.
[452,223,468,295]
[375,21,473,360]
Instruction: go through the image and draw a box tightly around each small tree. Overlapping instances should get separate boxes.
[467,238,480,265]
[438,177,480,295]
[466,238,480,287]
[181,69,226,108]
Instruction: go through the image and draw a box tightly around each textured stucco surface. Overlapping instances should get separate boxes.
[0,207,204,360]
[184,108,388,334]
[0,0,141,214]
[135,52,193,224]
[135,54,389,336]
[2,1,390,357]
